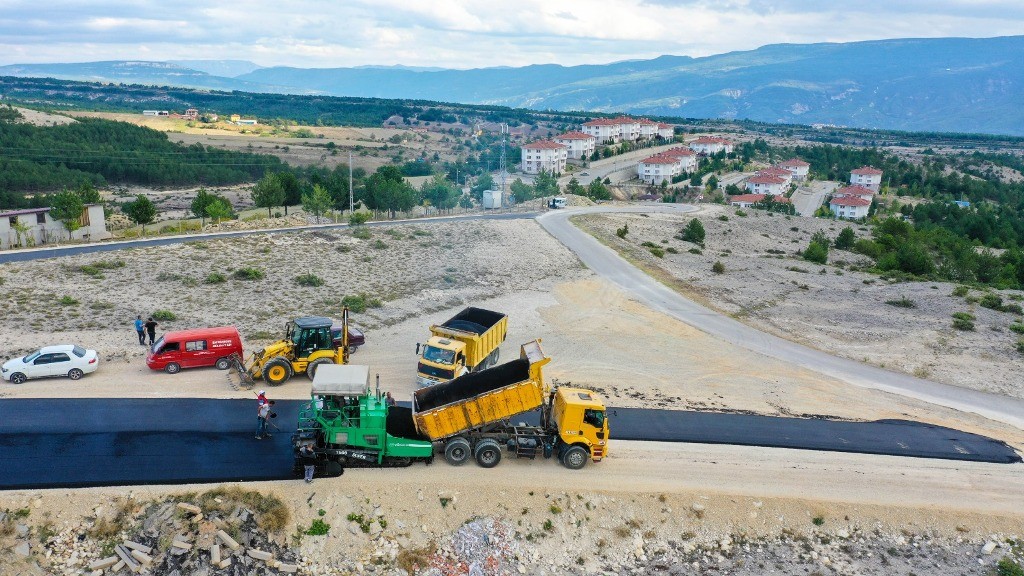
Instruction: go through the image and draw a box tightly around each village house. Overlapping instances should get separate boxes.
[689,136,735,155]
[778,158,810,180]
[0,205,109,250]
[744,174,787,196]
[850,166,883,192]
[729,193,791,208]
[521,140,568,174]
[554,131,597,160]
[830,195,872,219]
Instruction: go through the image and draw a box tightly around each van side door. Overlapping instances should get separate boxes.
[183,339,211,368]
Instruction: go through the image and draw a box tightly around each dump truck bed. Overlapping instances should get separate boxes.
[413,340,548,441]
[430,307,508,370]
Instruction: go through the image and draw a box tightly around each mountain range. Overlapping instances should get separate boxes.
[2,36,1022,135]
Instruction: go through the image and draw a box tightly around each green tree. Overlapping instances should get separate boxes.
[251,173,285,217]
[191,187,215,226]
[204,197,233,223]
[50,188,85,240]
[835,227,856,249]
[681,218,706,244]
[420,174,459,211]
[471,173,495,201]
[75,181,102,205]
[278,171,302,215]
[534,170,559,197]
[706,175,719,190]
[690,174,702,186]
[510,178,534,202]
[122,194,156,235]
[458,194,474,209]
[565,177,584,196]
[586,179,611,201]
[804,230,830,264]
[302,183,334,222]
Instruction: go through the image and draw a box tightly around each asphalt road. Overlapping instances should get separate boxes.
[0,211,535,264]
[0,398,1017,490]
[537,205,1024,430]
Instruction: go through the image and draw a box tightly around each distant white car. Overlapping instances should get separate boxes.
[1,345,99,384]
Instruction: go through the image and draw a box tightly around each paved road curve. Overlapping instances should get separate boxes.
[537,205,1024,430]
[0,398,1017,490]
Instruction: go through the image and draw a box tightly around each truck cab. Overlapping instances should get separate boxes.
[551,387,610,466]
[416,337,468,387]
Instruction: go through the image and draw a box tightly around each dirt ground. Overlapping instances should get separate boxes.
[574,204,1024,401]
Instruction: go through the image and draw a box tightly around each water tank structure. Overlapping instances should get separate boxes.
[482,190,503,209]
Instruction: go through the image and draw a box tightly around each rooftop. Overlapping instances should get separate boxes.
[831,196,872,207]
[555,131,596,141]
[522,140,567,150]
[851,166,884,175]
[746,175,787,185]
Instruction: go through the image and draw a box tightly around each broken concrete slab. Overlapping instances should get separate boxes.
[247,548,274,562]
[176,502,202,515]
[123,541,153,554]
[130,549,152,566]
[87,556,119,570]
[216,529,240,550]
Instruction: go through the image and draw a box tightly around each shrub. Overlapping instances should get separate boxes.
[997,557,1024,576]
[812,516,824,526]
[952,312,976,321]
[295,273,324,287]
[58,295,79,306]
[979,294,1003,310]
[712,261,725,274]
[1009,323,1024,334]
[952,285,969,297]
[666,247,679,254]
[341,294,383,313]
[717,215,728,221]
[885,297,916,308]
[234,267,265,281]
[688,248,702,255]
[1017,339,1024,355]
[834,227,856,249]
[350,212,370,226]
[648,247,665,258]
[152,310,177,321]
[803,242,828,264]
[735,209,747,217]
[616,223,629,239]
[372,239,388,250]
[305,519,330,536]
[352,227,372,240]
[680,218,706,244]
[1003,303,1024,315]
[205,272,226,284]
[952,317,975,331]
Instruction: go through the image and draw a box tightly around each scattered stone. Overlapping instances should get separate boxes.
[217,530,240,550]
[279,563,299,573]
[113,546,140,573]
[14,541,31,557]
[218,558,232,569]
[982,541,997,554]
[88,556,119,570]
[176,502,202,515]
[691,503,705,513]
[16,523,29,537]
[129,549,152,566]
[247,548,274,562]
[171,540,192,551]
[112,561,124,572]
[123,541,152,554]
[211,544,221,565]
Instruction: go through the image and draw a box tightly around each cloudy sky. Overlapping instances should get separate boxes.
[1,0,1022,69]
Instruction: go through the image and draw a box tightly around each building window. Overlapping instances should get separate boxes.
[37,213,46,224]
[8,216,16,226]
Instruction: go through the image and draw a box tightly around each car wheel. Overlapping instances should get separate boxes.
[165,362,181,375]
[68,368,84,380]
[347,345,359,354]
[10,372,27,384]
[215,357,231,370]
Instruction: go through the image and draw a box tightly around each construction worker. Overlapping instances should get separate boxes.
[385,391,396,406]
[299,444,316,483]
[257,390,268,407]
[256,400,275,439]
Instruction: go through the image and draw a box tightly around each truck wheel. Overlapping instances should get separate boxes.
[474,439,502,468]
[444,438,471,466]
[561,445,588,470]
[165,363,181,375]
[306,358,333,380]
[215,357,231,370]
[263,357,292,386]
[489,348,500,367]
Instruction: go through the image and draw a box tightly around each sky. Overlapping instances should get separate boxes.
[1,0,1023,70]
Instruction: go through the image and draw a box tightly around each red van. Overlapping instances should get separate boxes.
[146,326,243,374]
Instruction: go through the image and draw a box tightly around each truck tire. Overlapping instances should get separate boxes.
[215,357,231,370]
[444,437,472,466]
[306,358,333,380]
[474,439,502,468]
[561,445,588,470]
[263,357,292,386]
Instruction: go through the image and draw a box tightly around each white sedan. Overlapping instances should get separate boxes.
[1,345,99,384]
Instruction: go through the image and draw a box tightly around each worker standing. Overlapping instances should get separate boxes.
[299,444,316,483]
[133,315,145,346]
[256,400,275,439]
[385,391,396,406]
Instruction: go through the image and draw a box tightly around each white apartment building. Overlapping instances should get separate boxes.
[689,136,735,155]
[830,195,871,219]
[521,140,568,175]
[638,154,682,185]
[657,123,675,139]
[660,147,698,173]
[778,158,810,180]
[744,174,786,196]
[581,119,621,143]
[850,166,883,192]
[554,131,597,160]
[637,119,659,140]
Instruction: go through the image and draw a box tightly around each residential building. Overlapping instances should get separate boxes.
[637,118,659,140]
[850,166,883,192]
[756,167,794,187]
[657,123,675,139]
[554,131,597,160]
[142,110,168,116]
[744,174,786,196]
[581,118,621,143]
[638,154,682,185]
[521,140,568,174]
[660,147,698,173]
[778,158,810,180]
[729,194,791,208]
[833,185,875,200]
[184,108,199,121]
[610,116,641,141]
[689,136,735,155]
[830,195,871,219]
[1,205,109,250]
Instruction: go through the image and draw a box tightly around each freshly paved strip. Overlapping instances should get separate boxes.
[0,212,535,264]
[0,398,1017,490]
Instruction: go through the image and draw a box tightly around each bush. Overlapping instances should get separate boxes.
[952,317,975,331]
[735,209,747,217]
[295,273,324,287]
[352,227,371,240]
[305,519,330,536]
[1017,339,1024,355]
[152,310,177,321]
[979,294,1003,310]
[952,312,976,321]
[616,223,629,239]
[688,248,702,255]
[1002,303,1024,315]
[234,267,265,281]
[342,294,383,313]
[680,218,706,244]
[951,285,969,297]
[997,556,1024,576]
[648,247,665,258]
[712,261,725,274]
[803,242,828,264]
[885,297,916,308]
[205,272,226,284]
[717,215,728,221]
[1009,323,1024,334]
[58,295,79,306]
[372,239,388,250]
[834,227,855,250]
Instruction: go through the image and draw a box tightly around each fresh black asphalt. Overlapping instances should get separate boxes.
[0,212,535,264]
[0,398,1017,490]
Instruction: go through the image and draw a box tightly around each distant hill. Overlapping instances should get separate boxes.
[167,59,264,77]
[3,36,1023,134]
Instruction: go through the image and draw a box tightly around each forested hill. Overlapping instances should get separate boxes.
[0,111,284,206]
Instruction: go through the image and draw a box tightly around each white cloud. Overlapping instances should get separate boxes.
[0,1,1020,68]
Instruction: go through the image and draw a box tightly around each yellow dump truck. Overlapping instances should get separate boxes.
[412,340,609,469]
[415,307,508,387]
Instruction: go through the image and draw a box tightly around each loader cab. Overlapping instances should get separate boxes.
[289,317,334,358]
[552,387,610,462]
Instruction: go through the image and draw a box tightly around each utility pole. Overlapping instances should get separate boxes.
[348,150,354,214]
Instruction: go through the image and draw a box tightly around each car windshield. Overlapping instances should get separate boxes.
[24,351,40,363]
[422,345,455,364]
[151,336,165,353]
[72,345,86,358]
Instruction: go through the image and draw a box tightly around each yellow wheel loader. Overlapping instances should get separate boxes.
[231,308,351,387]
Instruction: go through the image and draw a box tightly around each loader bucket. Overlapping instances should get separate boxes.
[227,353,256,390]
